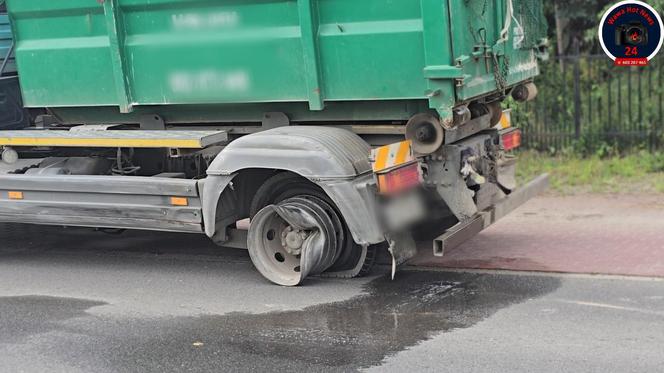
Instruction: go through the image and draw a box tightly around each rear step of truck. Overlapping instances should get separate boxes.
[0,129,228,148]
[0,174,203,233]
[433,174,550,257]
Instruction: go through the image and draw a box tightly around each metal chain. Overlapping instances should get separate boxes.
[492,53,510,91]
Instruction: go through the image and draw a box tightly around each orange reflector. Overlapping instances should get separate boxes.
[371,140,415,173]
[8,191,23,200]
[376,162,422,195]
[170,197,189,206]
[498,109,513,129]
[501,129,522,151]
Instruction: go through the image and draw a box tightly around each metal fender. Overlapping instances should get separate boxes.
[201,127,385,246]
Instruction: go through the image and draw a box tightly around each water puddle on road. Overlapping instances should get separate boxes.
[131,271,561,370]
[0,272,561,371]
[0,295,107,344]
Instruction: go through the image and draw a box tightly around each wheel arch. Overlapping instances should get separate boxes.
[200,127,385,246]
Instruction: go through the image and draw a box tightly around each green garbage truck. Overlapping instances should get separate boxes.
[0,0,548,285]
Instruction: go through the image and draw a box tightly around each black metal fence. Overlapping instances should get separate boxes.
[511,54,664,153]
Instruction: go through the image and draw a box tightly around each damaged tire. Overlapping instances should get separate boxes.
[248,173,375,285]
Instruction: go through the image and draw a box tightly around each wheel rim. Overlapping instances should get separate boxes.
[248,197,340,286]
[294,196,346,264]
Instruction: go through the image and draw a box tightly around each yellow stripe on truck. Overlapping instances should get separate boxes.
[0,129,228,149]
[374,145,390,171]
[395,140,410,165]
[372,140,414,173]
[0,137,204,149]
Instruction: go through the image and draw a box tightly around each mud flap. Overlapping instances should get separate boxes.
[387,232,417,279]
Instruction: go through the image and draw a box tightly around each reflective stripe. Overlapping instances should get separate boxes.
[395,140,411,165]
[372,140,414,173]
[0,129,228,149]
[0,137,204,148]
[374,146,390,171]
[498,110,512,129]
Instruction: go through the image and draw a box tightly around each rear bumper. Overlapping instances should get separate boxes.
[0,174,203,233]
[433,174,549,256]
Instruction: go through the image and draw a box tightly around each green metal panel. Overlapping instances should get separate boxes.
[0,14,16,74]
[447,0,546,101]
[5,0,545,123]
[0,12,27,130]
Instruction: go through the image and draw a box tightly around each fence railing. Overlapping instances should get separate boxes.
[511,54,664,152]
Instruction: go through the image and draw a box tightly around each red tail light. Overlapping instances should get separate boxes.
[376,162,422,195]
[501,129,521,151]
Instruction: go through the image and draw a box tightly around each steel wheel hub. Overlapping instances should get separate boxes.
[281,226,308,255]
[247,197,343,286]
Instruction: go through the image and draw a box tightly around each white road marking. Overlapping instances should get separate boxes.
[555,299,664,317]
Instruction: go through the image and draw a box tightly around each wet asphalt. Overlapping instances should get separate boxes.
[0,223,663,372]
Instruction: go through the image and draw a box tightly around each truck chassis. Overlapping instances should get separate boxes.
[0,110,548,286]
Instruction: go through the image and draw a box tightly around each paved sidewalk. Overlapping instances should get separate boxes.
[410,195,664,277]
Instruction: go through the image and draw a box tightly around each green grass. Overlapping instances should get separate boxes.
[516,151,664,195]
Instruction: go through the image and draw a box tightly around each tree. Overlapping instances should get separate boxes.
[548,0,613,55]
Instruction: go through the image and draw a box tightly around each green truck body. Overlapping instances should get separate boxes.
[0,11,28,130]
[0,14,15,74]
[7,0,545,125]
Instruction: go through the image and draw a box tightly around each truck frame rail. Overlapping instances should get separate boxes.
[0,175,203,233]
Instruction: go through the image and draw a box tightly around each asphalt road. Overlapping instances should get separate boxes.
[0,208,663,372]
